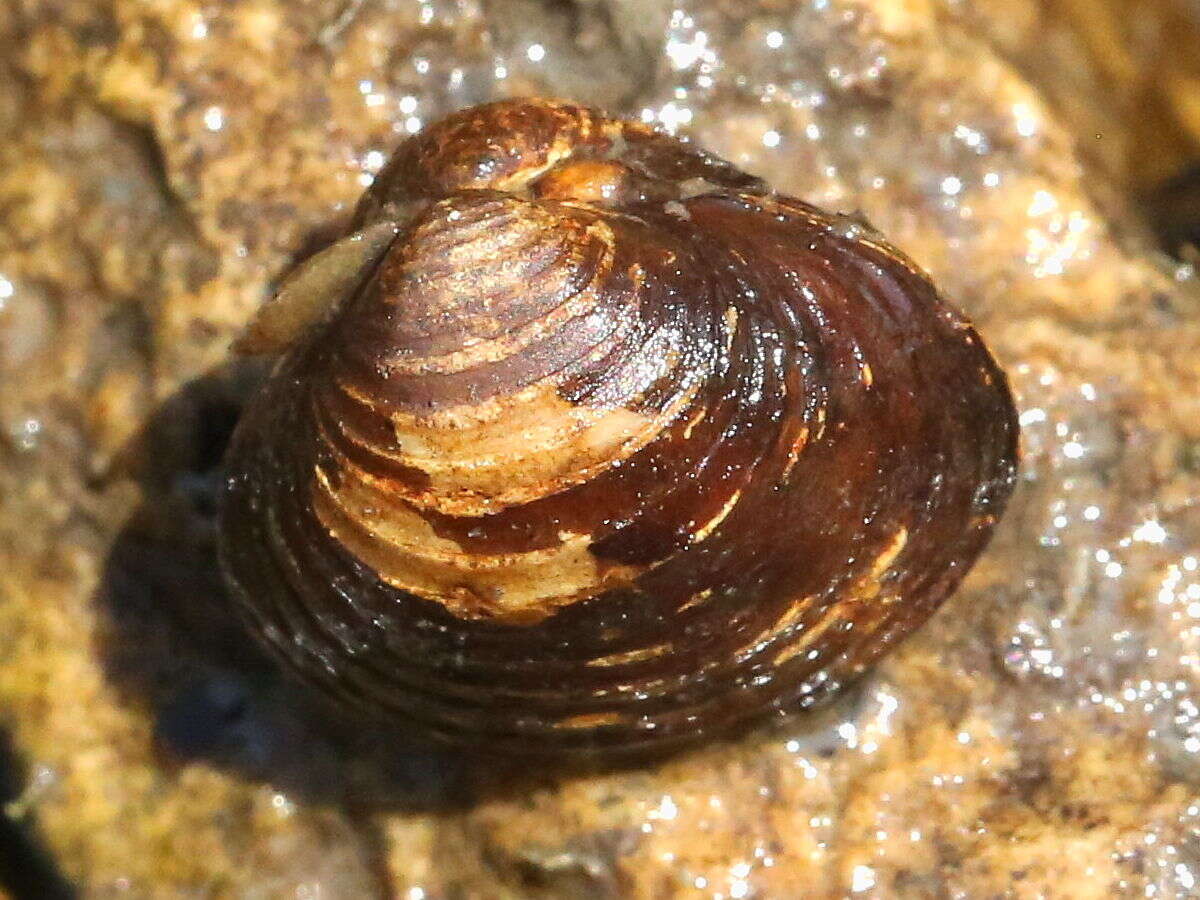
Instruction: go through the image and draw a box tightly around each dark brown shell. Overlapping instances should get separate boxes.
[218,99,1018,758]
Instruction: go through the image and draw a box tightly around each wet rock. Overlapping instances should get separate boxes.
[2,0,1200,896]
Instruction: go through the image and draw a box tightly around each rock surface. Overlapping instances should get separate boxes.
[1,0,1199,896]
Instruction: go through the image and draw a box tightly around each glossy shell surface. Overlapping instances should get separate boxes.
[218,99,1019,757]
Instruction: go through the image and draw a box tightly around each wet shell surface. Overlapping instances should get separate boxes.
[218,98,1019,758]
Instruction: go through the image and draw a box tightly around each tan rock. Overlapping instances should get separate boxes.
[1,0,1199,896]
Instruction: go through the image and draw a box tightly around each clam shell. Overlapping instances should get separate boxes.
[219,99,1019,757]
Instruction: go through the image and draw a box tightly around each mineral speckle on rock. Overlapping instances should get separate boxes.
[1,0,1199,897]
